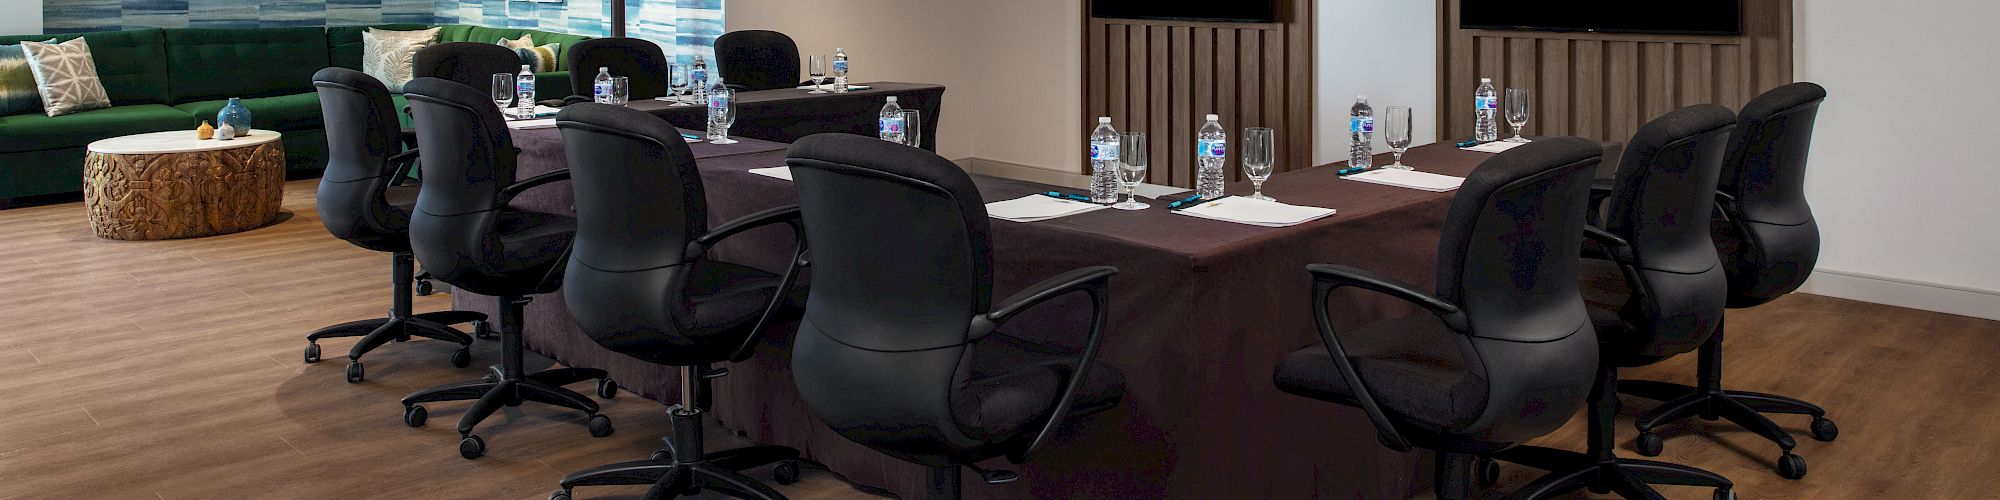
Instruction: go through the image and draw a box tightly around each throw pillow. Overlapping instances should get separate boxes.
[0,39,54,116]
[21,37,111,117]
[362,27,440,93]
[498,35,560,73]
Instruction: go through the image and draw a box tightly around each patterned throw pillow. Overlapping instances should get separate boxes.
[362,27,440,93]
[0,39,54,116]
[498,34,560,73]
[21,37,111,117]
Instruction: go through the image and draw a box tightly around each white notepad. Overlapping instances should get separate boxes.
[986,195,1109,223]
[749,166,793,181]
[505,118,557,130]
[1461,141,1527,154]
[1344,168,1465,192]
[1171,197,1337,227]
[795,84,875,91]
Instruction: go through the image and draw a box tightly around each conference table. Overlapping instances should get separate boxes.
[454,126,1617,498]
[626,81,944,151]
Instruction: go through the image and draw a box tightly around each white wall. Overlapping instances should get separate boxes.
[1313,0,1437,165]
[961,0,1083,173]
[0,0,42,34]
[1793,0,2000,319]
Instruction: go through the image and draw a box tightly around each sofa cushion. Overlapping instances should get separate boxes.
[437,26,588,71]
[174,93,324,133]
[163,28,331,103]
[328,24,432,70]
[0,29,169,106]
[21,38,113,116]
[0,104,199,153]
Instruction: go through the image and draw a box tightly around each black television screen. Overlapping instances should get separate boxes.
[1460,0,1742,35]
[1093,0,1277,23]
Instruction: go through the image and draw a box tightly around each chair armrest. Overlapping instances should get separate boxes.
[688,205,803,260]
[719,206,810,362]
[387,148,421,186]
[983,265,1119,464]
[1306,264,1464,330]
[1587,178,1615,226]
[1305,264,1456,453]
[500,169,571,202]
[1582,225,1634,264]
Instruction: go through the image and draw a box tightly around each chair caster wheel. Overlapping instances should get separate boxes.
[587,414,614,437]
[303,343,321,364]
[404,405,427,428]
[774,460,802,485]
[1475,457,1499,484]
[650,448,672,462]
[1714,487,1736,500]
[547,490,571,500]
[345,362,365,383]
[450,348,471,368]
[415,279,435,296]
[1811,417,1839,442]
[472,320,493,340]
[459,435,486,459]
[1635,432,1664,457]
[1777,453,1807,480]
[597,379,618,399]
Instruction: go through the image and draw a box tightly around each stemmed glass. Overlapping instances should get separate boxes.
[1113,132,1149,210]
[708,87,739,145]
[1505,88,1532,143]
[1242,127,1276,201]
[808,55,829,94]
[669,63,692,106]
[491,73,515,118]
[1384,106,1414,170]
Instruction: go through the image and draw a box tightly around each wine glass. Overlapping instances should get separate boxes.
[808,55,828,94]
[900,110,923,148]
[1113,132,1149,210]
[491,73,515,118]
[1384,106,1414,170]
[709,87,739,145]
[1242,127,1276,201]
[1505,88,1532,143]
[669,63,691,106]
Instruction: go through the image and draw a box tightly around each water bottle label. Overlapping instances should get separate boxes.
[880,117,904,135]
[1477,96,1497,110]
[1199,140,1226,158]
[709,95,728,110]
[1090,143,1120,161]
[833,60,848,73]
[692,69,706,82]
[518,81,532,95]
[594,82,610,98]
[1350,117,1375,133]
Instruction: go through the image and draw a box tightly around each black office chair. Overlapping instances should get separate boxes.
[414,42,523,92]
[545,103,808,500]
[307,67,488,383]
[1491,105,1740,499]
[397,77,616,460]
[1273,138,1605,500]
[566,37,671,101]
[1620,83,1837,479]
[715,30,800,92]
[785,134,1125,500]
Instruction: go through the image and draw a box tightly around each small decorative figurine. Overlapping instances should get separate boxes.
[196,121,214,140]
[216,123,236,141]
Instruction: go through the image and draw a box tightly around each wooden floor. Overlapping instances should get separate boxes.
[1,179,1994,499]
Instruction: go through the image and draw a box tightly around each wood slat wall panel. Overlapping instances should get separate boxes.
[1081,0,1314,186]
[1437,0,1792,143]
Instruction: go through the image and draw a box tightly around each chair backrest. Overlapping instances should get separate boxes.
[312,67,410,252]
[555,103,722,364]
[401,77,524,294]
[1432,137,1604,442]
[413,42,522,94]
[715,30,800,92]
[785,133,997,464]
[1716,82,1826,307]
[1603,104,1738,356]
[567,37,671,100]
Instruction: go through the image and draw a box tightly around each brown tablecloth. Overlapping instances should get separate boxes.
[454,133,1610,498]
[624,82,944,152]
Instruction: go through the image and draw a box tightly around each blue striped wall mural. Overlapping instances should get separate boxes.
[433,0,722,65]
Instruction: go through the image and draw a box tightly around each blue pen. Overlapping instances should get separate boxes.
[1336,166,1370,176]
[1169,195,1226,210]
[1040,191,1095,203]
[681,133,701,140]
[1455,139,1481,148]
[1166,194,1202,207]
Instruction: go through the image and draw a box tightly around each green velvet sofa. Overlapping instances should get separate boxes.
[0,24,590,201]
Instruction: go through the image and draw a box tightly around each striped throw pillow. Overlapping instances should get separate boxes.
[0,39,54,116]
[498,35,560,73]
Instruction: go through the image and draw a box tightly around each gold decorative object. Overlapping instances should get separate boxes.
[196,121,214,140]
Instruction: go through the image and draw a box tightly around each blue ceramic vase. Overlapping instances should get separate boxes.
[216,97,252,139]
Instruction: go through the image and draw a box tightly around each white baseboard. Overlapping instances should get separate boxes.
[1798,269,2000,321]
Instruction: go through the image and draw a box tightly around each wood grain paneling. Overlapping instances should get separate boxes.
[1438,0,1793,143]
[1083,1,1314,187]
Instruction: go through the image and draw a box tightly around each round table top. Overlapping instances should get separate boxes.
[87,129,283,155]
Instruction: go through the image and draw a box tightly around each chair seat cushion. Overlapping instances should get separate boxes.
[577,259,800,366]
[1273,314,1486,431]
[954,333,1127,443]
[173,93,325,132]
[493,210,576,292]
[0,104,199,153]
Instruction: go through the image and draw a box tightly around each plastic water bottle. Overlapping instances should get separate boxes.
[515,65,535,116]
[706,76,730,140]
[878,96,905,143]
[832,48,849,93]
[1089,117,1121,203]
[1196,114,1227,199]
[691,56,710,100]
[1475,78,1499,142]
[1349,95,1375,170]
[592,67,613,104]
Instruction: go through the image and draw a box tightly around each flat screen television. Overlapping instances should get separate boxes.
[1092,0,1277,23]
[1460,0,1742,36]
